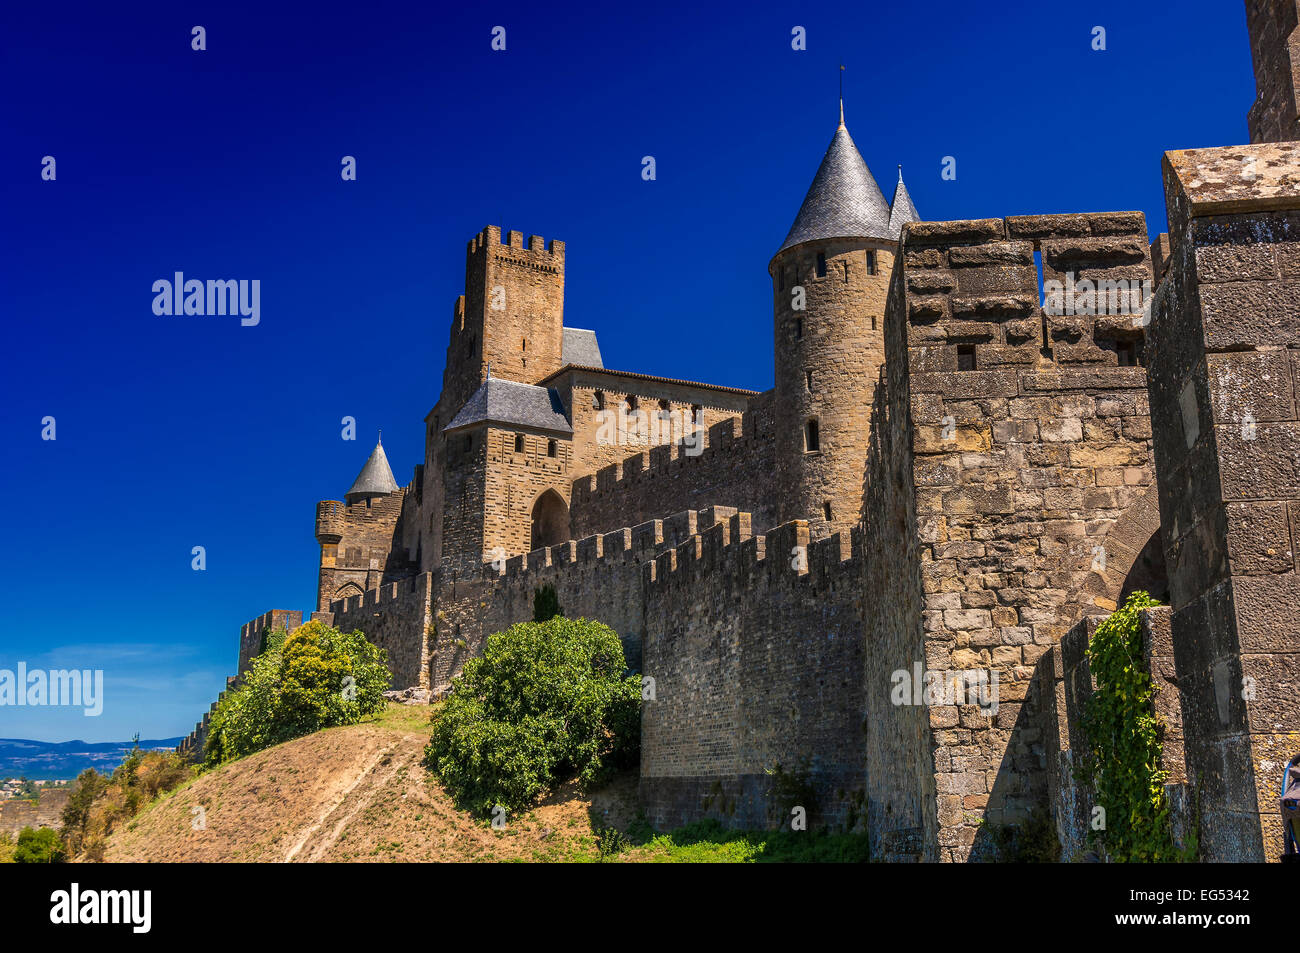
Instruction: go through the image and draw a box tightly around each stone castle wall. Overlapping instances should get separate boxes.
[319,573,435,690]
[569,390,778,538]
[1247,0,1300,143]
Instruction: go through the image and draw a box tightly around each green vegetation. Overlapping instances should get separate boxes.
[0,831,12,863]
[611,818,871,863]
[423,617,640,816]
[205,620,391,765]
[60,746,194,860]
[532,584,562,622]
[1078,590,1191,862]
[12,826,66,863]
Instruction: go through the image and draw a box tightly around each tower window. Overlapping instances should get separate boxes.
[805,419,820,453]
[547,439,557,458]
[866,251,876,275]
[514,434,524,453]
[843,261,850,283]
[795,317,803,340]
[1116,340,1137,366]
[806,370,813,392]
[658,398,672,420]
[464,433,474,453]
[871,314,877,331]
[521,338,527,350]
[816,252,827,278]
[957,345,976,371]
[779,268,785,291]
[626,395,639,411]
[690,404,702,423]
[823,501,833,521]
[593,390,605,411]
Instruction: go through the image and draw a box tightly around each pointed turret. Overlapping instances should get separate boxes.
[888,165,920,238]
[345,435,399,504]
[775,120,893,256]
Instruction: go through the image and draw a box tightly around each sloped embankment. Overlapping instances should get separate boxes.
[103,708,638,863]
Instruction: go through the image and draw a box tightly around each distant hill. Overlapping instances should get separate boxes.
[0,737,184,780]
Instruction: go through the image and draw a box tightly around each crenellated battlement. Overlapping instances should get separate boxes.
[467,225,565,262]
[569,393,778,536]
[901,212,1153,375]
[644,516,860,597]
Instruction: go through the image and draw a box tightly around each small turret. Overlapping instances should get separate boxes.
[344,435,400,505]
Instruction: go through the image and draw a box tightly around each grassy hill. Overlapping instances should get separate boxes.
[101,703,869,863]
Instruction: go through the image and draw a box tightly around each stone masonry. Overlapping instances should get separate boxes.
[185,3,1300,861]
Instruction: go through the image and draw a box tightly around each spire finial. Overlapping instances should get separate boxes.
[838,64,845,127]
[378,429,382,444]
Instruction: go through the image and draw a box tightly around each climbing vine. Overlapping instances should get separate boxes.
[1077,591,1191,862]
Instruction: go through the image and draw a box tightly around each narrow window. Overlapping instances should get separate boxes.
[592,390,605,410]
[843,261,850,283]
[547,439,557,458]
[866,250,876,275]
[514,434,524,453]
[626,395,638,411]
[823,501,833,521]
[464,433,473,453]
[690,404,702,424]
[1116,340,1137,366]
[365,497,371,509]
[871,314,877,331]
[658,398,672,420]
[957,345,976,371]
[779,268,785,291]
[806,370,813,392]
[816,252,827,278]
[805,419,820,453]
[795,317,803,340]
[521,338,527,351]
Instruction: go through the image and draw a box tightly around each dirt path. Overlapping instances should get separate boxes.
[285,736,423,862]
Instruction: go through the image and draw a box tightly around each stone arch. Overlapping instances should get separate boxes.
[333,582,363,607]
[1071,482,1167,612]
[530,489,569,551]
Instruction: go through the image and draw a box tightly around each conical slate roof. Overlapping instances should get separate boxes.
[888,166,920,238]
[776,121,893,256]
[345,437,400,502]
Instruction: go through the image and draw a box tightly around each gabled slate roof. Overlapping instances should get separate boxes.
[562,328,603,368]
[346,438,400,501]
[888,166,920,238]
[776,121,893,255]
[442,376,573,436]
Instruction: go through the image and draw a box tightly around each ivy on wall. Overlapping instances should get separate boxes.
[1077,591,1193,862]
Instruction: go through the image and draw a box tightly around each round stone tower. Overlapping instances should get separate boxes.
[770,107,918,541]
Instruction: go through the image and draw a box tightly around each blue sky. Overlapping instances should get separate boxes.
[0,0,1253,741]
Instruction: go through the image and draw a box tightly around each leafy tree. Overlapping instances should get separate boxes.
[533,584,562,622]
[205,620,390,765]
[13,826,65,863]
[60,768,106,854]
[424,617,640,816]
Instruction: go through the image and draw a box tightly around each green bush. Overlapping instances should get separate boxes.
[423,617,640,816]
[1078,590,1188,861]
[13,826,65,863]
[205,620,390,765]
[533,584,562,622]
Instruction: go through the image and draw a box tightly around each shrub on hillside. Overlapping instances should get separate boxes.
[423,617,640,816]
[13,826,65,863]
[60,747,194,860]
[204,620,390,765]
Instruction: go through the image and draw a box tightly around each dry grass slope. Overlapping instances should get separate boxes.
[103,705,638,863]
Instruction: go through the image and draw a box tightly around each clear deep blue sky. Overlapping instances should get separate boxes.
[0,0,1253,741]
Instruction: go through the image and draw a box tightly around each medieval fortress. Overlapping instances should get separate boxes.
[183,2,1300,861]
